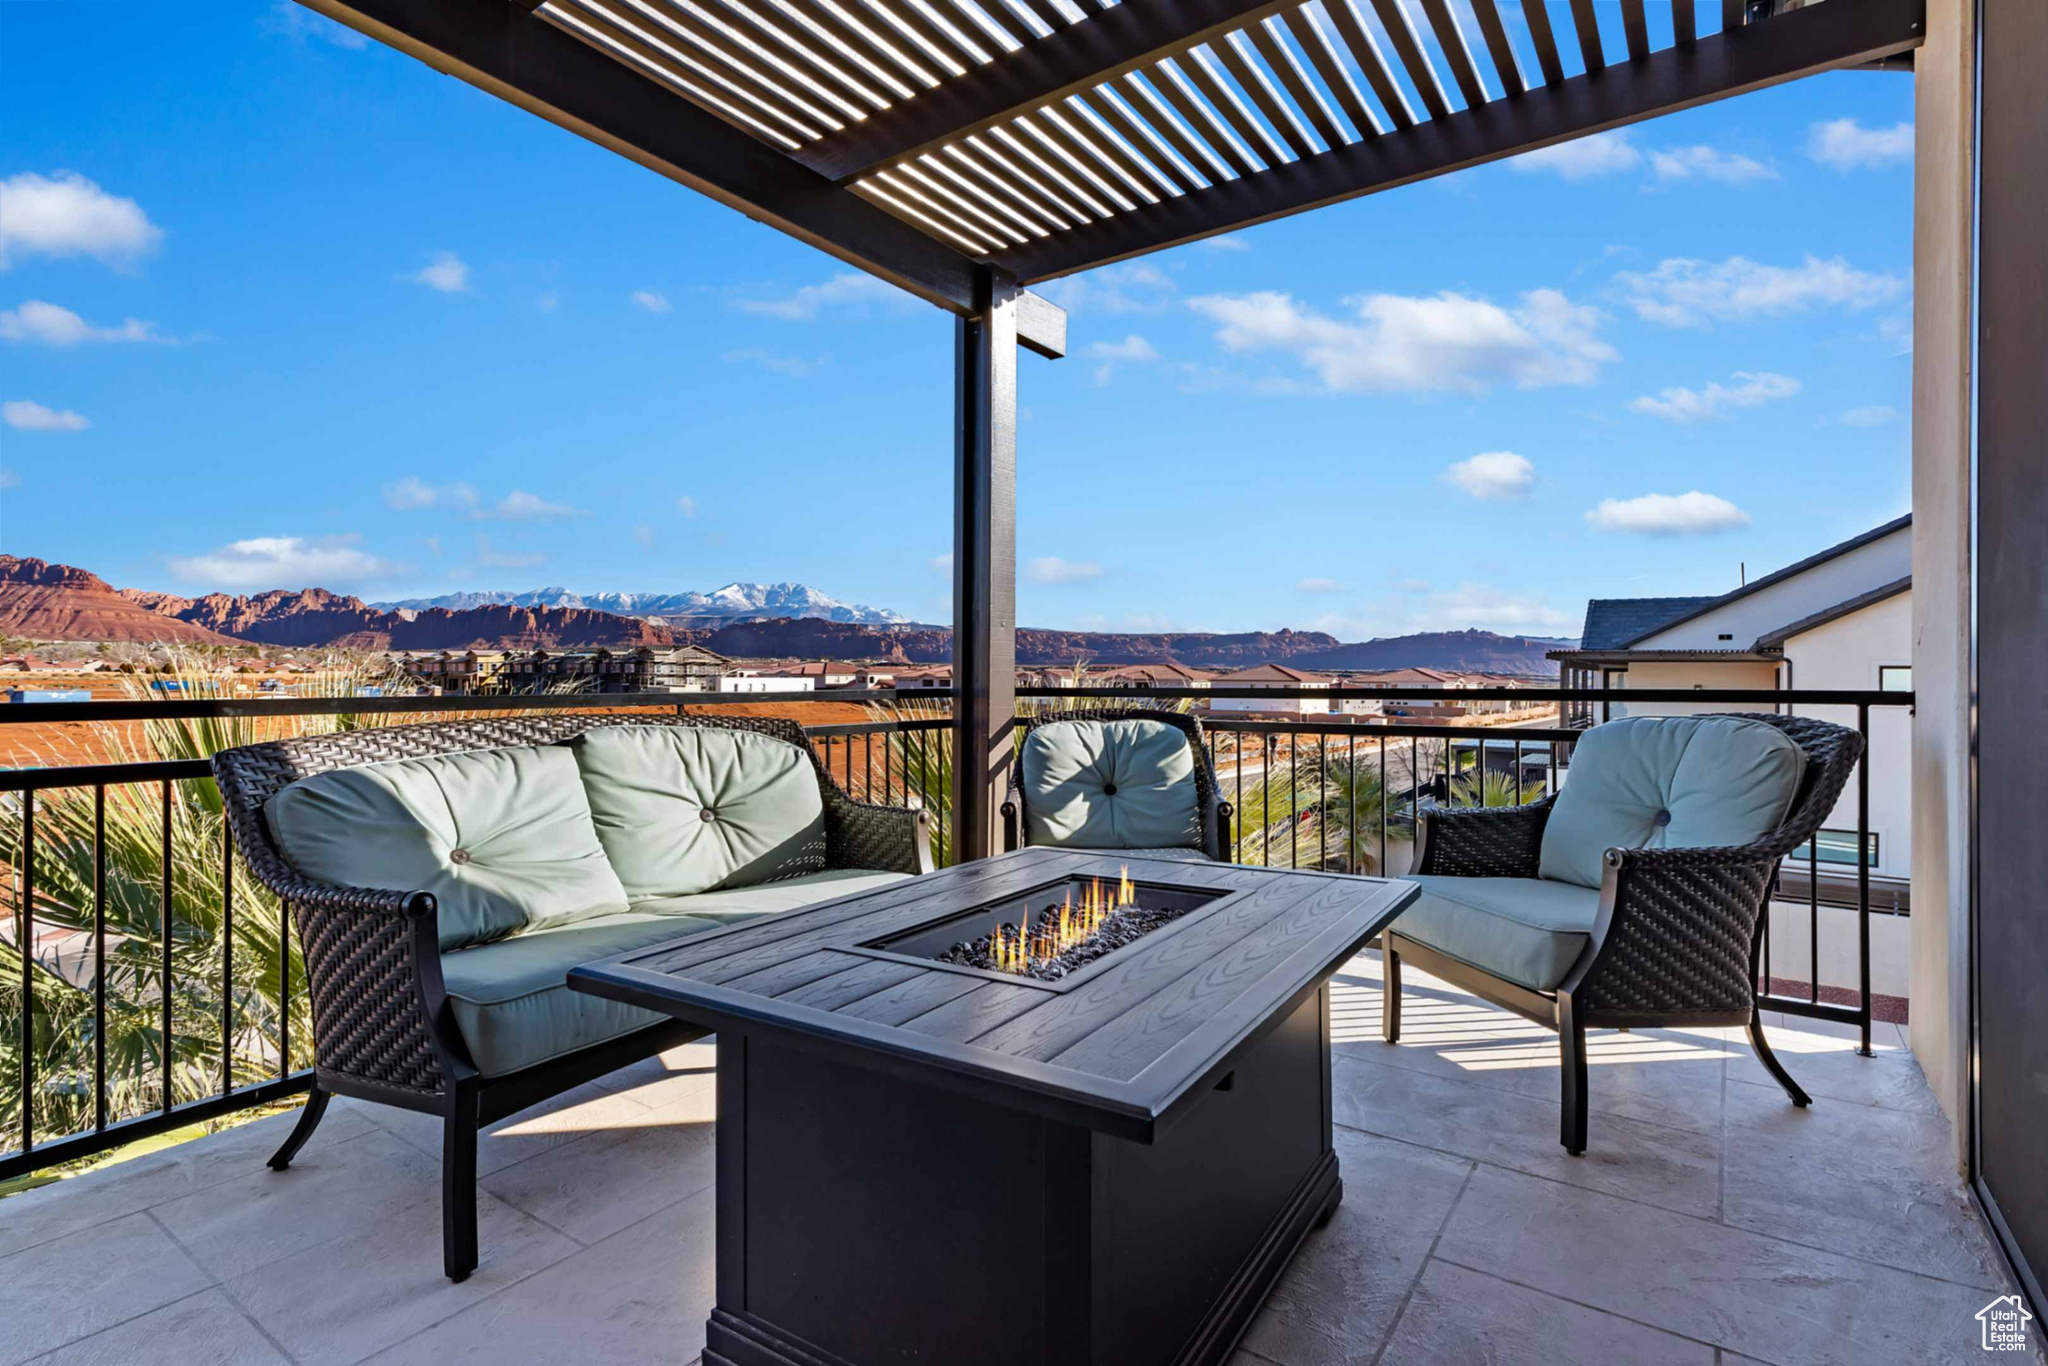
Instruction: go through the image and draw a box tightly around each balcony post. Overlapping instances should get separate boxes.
[951,265,1019,862]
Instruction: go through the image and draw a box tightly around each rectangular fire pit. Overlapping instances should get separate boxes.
[570,848,1417,1366]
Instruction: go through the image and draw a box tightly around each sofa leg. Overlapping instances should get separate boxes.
[266,1086,330,1171]
[443,1091,480,1282]
[1747,1010,1813,1108]
[1558,993,1588,1157]
[1381,935,1402,1045]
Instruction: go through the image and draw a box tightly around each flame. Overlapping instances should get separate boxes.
[990,866,1135,974]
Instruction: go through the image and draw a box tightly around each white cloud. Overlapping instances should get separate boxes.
[406,252,470,293]
[676,495,697,518]
[632,523,655,549]
[1027,556,1102,584]
[1035,263,1176,316]
[630,289,671,314]
[929,552,952,573]
[1842,404,1898,427]
[1629,371,1801,423]
[491,489,582,520]
[1614,254,1903,327]
[1200,235,1252,252]
[474,535,546,570]
[724,347,823,378]
[1647,145,1778,185]
[734,272,905,320]
[1083,333,1159,385]
[3,399,89,431]
[383,477,478,512]
[168,535,400,589]
[1422,583,1575,633]
[1511,131,1642,180]
[0,299,164,346]
[1808,118,1913,171]
[1876,313,1913,355]
[1585,491,1752,536]
[0,172,163,271]
[260,1,369,48]
[1189,287,1615,394]
[0,469,18,491]
[1296,577,1341,593]
[1443,451,1536,501]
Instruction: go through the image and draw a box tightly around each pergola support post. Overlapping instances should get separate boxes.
[950,266,1020,863]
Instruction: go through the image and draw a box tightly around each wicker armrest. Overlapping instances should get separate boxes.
[1415,798,1553,878]
[826,794,934,875]
[1573,842,1779,1018]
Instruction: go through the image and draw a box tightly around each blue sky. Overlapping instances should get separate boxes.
[1,2,1914,639]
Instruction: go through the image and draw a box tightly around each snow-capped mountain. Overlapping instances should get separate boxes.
[373,582,908,625]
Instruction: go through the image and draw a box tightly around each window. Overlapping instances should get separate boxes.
[1879,665,1913,692]
[1796,828,1879,867]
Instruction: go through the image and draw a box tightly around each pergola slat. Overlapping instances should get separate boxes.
[1281,6,1379,138]
[1621,0,1650,62]
[306,0,982,310]
[1244,20,1345,149]
[1418,0,1488,107]
[1322,0,1418,129]
[630,0,850,124]
[1076,87,1201,193]
[1674,0,1696,45]
[860,0,982,72]
[797,0,1300,181]
[950,0,1031,49]
[544,3,805,143]
[1013,0,1068,33]
[1029,106,1147,207]
[1466,0,1524,98]
[1215,32,1320,158]
[917,150,1052,235]
[569,0,829,136]
[968,129,1097,221]
[1064,95,1182,197]
[991,0,1925,281]
[1521,0,1566,85]
[1182,45,1289,165]
[697,0,889,112]
[1568,0,1605,73]
[1368,0,1452,120]
[995,121,1115,216]
[775,0,935,94]
[1119,70,1236,181]
[1146,57,1262,177]
[1722,0,1743,34]
[933,142,1070,230]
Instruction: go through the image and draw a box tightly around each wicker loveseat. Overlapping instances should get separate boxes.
[1001,709,1232,861]
[213,713,930,1281]
[1381,713,1862,1155]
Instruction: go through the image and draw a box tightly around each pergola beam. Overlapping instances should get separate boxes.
[993,0,1926,282]
[301,0,985,312]
[796,0,1300,183]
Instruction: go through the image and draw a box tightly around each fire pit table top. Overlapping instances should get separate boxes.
[570,848,1416,1141]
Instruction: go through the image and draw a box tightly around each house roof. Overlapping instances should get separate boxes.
[1617,514,1912,648]
[1752,576,1912,649]
[1097,662,1201,682]
[1215,664,1330,685]
[1578,598,1721,651]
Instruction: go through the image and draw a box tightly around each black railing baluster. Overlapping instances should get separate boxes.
[94,785,107,1132]
[279,902,292,1079]
[161,779,173,1115]
[1378,735,1387,875]
[1808,820,1820,1006]
[1857,702,1873,1056]
[19,790,35,1155]
[1347,732,1356,873]
[221,822,234,1097]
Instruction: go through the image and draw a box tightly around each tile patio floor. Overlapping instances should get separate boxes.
[2,953,2036,1366]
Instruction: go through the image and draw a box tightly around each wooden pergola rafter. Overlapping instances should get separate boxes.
[305,0,1924,857]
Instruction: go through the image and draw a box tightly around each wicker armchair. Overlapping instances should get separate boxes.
[1381,713,1863,1155]
[1001,708,1233,860]
[213,713,929,1280]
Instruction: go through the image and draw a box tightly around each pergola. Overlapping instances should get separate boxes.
[307,0,1925,859]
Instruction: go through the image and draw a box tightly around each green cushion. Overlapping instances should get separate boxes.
[1020,719,1201,852]
[264,745,628,952]
[630,868,911,925]
[566,725,826,900]
[439,911,723,1077]
[1393,875,1601,991]
[1538,716,1808,890]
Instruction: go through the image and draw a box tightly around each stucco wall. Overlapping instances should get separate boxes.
[1782,591,1914,880]
[1633,526,1910,651]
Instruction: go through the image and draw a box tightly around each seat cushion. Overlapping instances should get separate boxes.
[630,868,911,924]
[1020,719,1201,853]
[1393,875,1602,992]
[264,744,628,952]
[1538,716,1808,890]
[439,911,725,1077]
[566,725,826,900]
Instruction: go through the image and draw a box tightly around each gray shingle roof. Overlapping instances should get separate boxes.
[1578,598,1720,651]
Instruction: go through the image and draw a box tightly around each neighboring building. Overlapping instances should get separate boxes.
[1091,662,1209,692]
[612,644,729,692]
[769,660,858,688]
[714,669,814,694]
[895,666,953,690]
[1549,514,1913,901]
[1208,663,1366,717]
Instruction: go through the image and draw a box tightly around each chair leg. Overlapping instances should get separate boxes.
[1381,935,1402,1044]
[442,1090,480,1282]
[266,1086,330,1171]
[1747,1010,1813,1108]
[1558,993,1588,1157]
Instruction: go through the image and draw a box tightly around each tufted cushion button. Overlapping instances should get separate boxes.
[1653,810,1671,828]
[448,848,472,865]
[700,808,718,823]
[1102,782,1118,796]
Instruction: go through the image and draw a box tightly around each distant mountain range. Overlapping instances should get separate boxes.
[372,582,909,626]
[0,557,1572,673]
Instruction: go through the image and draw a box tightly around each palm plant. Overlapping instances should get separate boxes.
[863,697,955,868]
[1230,740,1415,872]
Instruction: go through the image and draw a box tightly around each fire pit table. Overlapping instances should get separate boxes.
[569,846,1416,1366]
